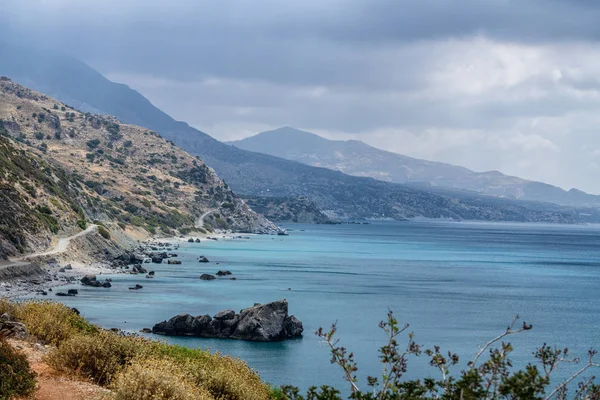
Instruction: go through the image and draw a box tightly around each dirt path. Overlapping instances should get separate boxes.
[13,225,98,261]
[10,340,109,400]
[196,209,217,228]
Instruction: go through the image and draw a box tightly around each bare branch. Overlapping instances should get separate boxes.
[544,350,599,400]
[469,315,532,368]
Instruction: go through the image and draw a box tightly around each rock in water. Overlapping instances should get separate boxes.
[152,299,303,341]
[216,270,232,276]
[129,284,143,290]
[81,275,112,288]
[199,274,216,280]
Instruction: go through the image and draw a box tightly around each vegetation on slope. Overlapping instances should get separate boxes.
[0,78,276,257]
[243,196,334,224]
[0,123,87,258]
[0,339,37,399]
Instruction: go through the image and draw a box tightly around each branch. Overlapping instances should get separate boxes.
[544,350,599,400]
[469,315,532,368]
[316,324,361,394]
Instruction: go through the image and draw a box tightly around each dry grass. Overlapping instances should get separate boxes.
[1,300,272,399]
[0,300,98,346]
[112,358,212,400]
[46,331,150,386]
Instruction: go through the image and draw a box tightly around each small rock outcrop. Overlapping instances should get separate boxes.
[0,313,27,339]
[129,284,143,290]
[81,275,112,288]
[152,299,303,341]
[199,274,216,281]
[167,260,182,265]
[216,270,232,276]
[198,256,209,263]
[132,265,148,274]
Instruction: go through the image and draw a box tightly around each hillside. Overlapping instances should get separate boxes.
[0,79,276,258]
[243,196,333,224]
[230,127,600,208]
[2,45,600,223]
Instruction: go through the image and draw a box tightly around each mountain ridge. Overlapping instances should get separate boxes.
[2,44,600,223]
[229,126,600,207]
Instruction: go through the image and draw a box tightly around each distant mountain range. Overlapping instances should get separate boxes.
[2,42,599,223]
[230,127,600,208]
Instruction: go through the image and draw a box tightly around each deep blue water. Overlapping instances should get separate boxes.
[47,221,600,391]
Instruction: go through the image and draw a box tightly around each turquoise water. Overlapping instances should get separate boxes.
[48,221,600,391]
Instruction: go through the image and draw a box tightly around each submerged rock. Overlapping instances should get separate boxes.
[129,284,143,290]
[152,299,303,341]
[199,274,216,281]
[167,259,182,265]
[55,292,75,297]
[216,270,232,276]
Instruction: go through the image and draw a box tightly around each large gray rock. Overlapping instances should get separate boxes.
[152,299,303,341]
[214,309,235,320]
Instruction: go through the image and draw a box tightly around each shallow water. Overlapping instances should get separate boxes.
[48,221,600,391]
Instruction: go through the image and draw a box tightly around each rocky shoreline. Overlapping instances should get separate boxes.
[0,234,257,298]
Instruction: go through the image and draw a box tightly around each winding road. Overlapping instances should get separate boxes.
[9,224,98,262]
[196,209,217,229]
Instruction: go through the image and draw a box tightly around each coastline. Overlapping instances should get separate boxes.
[0,229,256,299]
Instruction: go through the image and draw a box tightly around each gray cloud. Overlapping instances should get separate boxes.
[2,0,600,192]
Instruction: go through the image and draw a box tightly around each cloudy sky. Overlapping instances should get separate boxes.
[3,0,600,193]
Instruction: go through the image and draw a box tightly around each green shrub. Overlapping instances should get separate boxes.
[86,139,101,149]
[35,132,44,140]
[0,340,37,399]
[97,225,111,239]
[37,205,52,215]
[77,219,87,230]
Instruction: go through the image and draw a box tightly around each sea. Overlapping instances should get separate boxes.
[45,220,600,392]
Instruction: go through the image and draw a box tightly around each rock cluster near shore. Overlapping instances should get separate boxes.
[152,299,303,341]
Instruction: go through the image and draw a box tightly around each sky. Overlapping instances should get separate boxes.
[2,0,600,193]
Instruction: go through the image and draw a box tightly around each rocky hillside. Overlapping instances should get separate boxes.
[0,79,276,258]
[243,196,333,224]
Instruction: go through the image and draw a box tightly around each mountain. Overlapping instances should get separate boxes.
[0,78,276,258]
[229,127,600,208]
[2,44,600,224]
[242,196,333,224]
